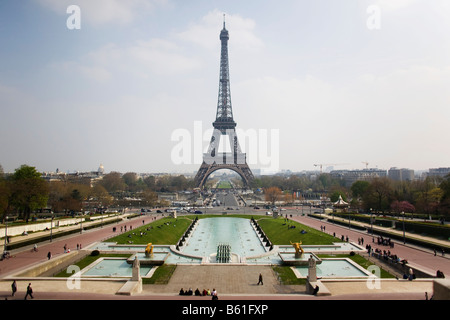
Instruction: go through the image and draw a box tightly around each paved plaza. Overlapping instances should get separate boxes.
[0,210,448,300]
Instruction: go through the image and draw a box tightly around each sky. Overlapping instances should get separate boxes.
[0,0,449,175]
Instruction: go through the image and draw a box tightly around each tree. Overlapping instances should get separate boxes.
[0,165,10,218]
[99,172,125,193]
[414,177,442,215]
[141,189,158,207]
[264,187,282,206]
[90,184,113,208]
[362,178,393,213]
[438,174,450,217]
[390,200,415,215]
[10,165,49,221]
[329,190,347,203]
[351,181,370,199]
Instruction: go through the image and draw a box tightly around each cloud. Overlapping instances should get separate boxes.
[36,0,169,25]
[46,9,264,83]
[51,37,202,84]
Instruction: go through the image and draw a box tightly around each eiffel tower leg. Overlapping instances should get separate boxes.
[194,162,210,188]
[195,162,254,189]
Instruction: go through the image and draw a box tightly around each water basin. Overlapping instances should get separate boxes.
[295,259,372,278]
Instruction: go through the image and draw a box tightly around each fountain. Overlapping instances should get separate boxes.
[290,241,305,258]
[216,243,231,263]
[277,241,322,266]
[145,243,154,258]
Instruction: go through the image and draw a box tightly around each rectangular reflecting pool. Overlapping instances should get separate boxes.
[181,217,267,259]
[81,258,153,278]
[294,259,372,278]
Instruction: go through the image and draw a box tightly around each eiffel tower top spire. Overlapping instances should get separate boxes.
[214,15,235,132]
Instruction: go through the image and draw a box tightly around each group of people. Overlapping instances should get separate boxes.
[367,244,405,265]
[374,235,394,247]
[179,287,218,300]
[10,281,33,300]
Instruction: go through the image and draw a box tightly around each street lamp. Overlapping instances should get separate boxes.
[50,212,54,242]
[402,211,406,244]
[370,208,373,235]
[3,215,8,255]
[348,211,351,230]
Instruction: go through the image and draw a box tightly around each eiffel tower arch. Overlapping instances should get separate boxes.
[194,18,254,189]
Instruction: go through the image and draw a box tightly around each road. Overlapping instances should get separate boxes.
[214,192,239,208]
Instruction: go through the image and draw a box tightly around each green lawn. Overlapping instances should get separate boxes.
[143,264,177,284]
[217,180,233,188]
[272,266,306,285]
[107,217,193,245]
[256,216,342,245]
[105,214,341,246]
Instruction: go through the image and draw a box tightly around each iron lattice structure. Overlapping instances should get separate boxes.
[194,20,254,188]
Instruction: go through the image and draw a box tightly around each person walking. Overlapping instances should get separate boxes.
[11,280,17,297]
[257,273,263,285]
[24,283,33,300]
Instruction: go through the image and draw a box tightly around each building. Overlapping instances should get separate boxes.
[42,164,105,186]
[388,167,415,181]
[330,169,387,187]
[427,167,450,178]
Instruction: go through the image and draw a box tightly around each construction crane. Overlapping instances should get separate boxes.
[362,161,369,169]
[314,163,349,173]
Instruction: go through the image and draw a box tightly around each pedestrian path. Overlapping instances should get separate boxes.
[1,214,130,254]
[318,213,450,250]
[290,214,450,277]
[0,213,162,277]
[142,265,286,295]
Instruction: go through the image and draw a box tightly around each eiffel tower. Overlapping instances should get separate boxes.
[194,18,254,189]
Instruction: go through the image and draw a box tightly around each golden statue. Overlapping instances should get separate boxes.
[290,241,304,257]
[145,243,154,257]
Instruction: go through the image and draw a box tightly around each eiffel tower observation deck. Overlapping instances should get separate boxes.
[194,17,254,189]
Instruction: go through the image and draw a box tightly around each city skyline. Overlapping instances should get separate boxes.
[1,1,449,175]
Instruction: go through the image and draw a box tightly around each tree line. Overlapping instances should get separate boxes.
[254,173,449,218]
[1,164,449,222]
[0,165,195,222]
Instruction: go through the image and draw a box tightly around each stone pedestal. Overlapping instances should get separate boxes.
[132,256,141,282]
[307,256,317,282]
